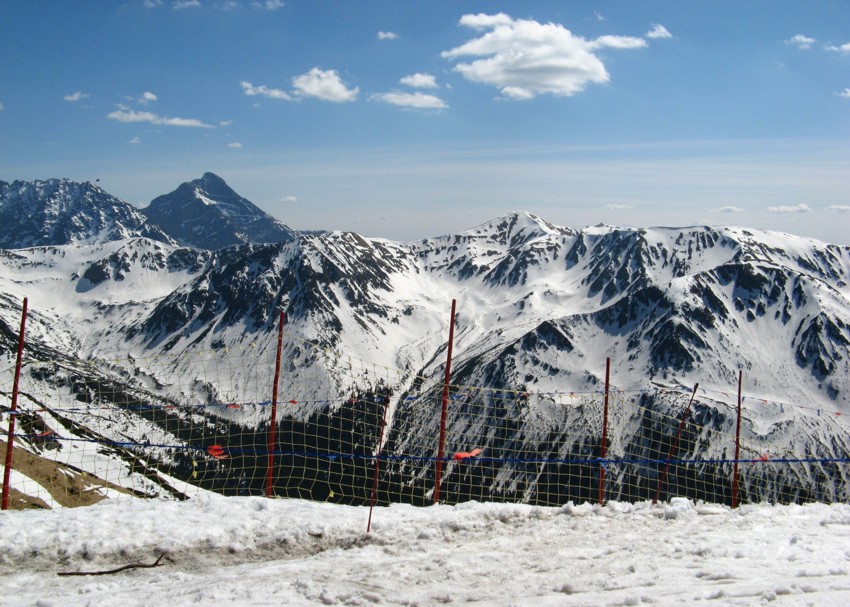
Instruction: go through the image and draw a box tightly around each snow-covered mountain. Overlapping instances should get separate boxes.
[1,203,849,508]
[141,172,297,249]
[0,179,173,248]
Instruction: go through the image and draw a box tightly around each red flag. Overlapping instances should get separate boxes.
[453,448,482,461]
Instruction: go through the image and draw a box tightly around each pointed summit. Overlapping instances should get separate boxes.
[142,173,296,250]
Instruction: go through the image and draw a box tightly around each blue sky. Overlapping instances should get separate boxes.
[1,1,849,243]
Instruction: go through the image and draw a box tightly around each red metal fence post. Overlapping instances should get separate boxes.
[2,297,28,511]
[265,311,285,498]
[653,383,699,505]
[433,299,456,504]
[598,357,611,506]
[367,398,390,533]
[732,370,743,508]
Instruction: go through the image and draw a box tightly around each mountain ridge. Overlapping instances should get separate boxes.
[2,178,850,507]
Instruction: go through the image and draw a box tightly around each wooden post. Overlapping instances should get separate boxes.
[367,398,390,533]
[433,299,456,504]
[2,297,28,510]
[598,357,611,505]
[653,383,699,505]
[732,370,743,508]
[265,311,285,498]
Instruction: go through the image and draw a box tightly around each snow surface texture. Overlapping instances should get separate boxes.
[1,496,850,606]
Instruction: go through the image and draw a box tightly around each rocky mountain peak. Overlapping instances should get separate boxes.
[0,178,173,248]
[142,173,297,250]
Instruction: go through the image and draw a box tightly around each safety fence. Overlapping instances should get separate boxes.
[3,302,850,516]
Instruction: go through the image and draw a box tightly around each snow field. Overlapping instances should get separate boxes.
[1,496,850,606]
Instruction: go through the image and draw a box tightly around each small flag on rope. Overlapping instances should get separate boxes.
[454,447,482,461]
[207,444,228,460]
[226,403,240,409]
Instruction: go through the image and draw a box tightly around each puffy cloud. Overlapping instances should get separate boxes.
[372,91,447,109]
[281,195,298,203]
[64,91,89,102]
[646,24,672,39]
[767,203,811,214]
[400,73,438,89]
[441,13,646,100]
[826,40,850,53]
[377,31,398,40]
[838,88,850,98]
[129,136,142,144]
[292,67,358,102]
[106,109,213,128]
[139,91,158,105]
[713,206,744,213]
[785,34,816,50]
[242,69,358,103]
[828,205,850,212]
[172,1,200,9]
[604,204,633,210]
[143,0,162,8]
[227,142,243,148]
[240,81,293,100]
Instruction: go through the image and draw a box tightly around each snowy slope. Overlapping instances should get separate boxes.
[1,496,850,606]
[2,207,850,508]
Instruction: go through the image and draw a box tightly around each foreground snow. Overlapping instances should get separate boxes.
[1,497,850,606]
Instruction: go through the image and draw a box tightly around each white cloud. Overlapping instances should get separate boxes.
[785,34,816,50]
[228,142,243,148]
[604,204,633,211]
[219,119,233,126]
[281,195,298,203]
[587,35,647,50]
[252,0,284,10]
[242,70,358,103]
[378,31,398,40]
[400,73,438,89]
[828,205,850,212]
[826,40,850,53]
[441,13,646,100]
[646,24,672,39]
[129,136,142,144]
[767,203,812,214]
[143,0,162,8]
[139,91,158,105]
[64,91,89,102]
[372,91,447,109]
[172,0,200,9]
[106,109,213,128]
[838,88,850,98]
[240,81,293,100]
[292,68,358,102]
[713,205,744,213]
